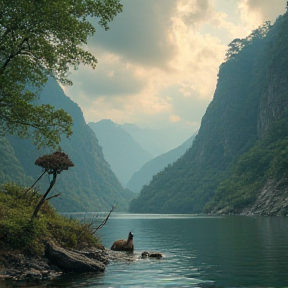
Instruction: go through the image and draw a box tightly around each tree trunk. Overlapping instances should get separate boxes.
[32,170,57,219]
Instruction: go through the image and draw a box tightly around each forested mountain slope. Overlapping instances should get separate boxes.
[88,120,152,186]
[0,138,33,186]
[2,79,135,212]
[126,135,195,193]
[130,12,288,215]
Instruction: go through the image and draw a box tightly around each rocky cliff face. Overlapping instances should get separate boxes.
[130,13,288,215]
[242,177,288,216]
[258,67,288,141]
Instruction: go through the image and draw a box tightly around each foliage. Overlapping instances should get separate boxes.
[35,151,74,173]
[130,12,288,214]
[0,0,122,148]
[0,183,99,256]
[225,21,271,61]
[32,151,74,218]
[204,118,288,213]
[1,79,135,213]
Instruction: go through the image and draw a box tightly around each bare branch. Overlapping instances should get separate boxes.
[90,205,115,235]
[21,169,47,198]
[45,193,60,202]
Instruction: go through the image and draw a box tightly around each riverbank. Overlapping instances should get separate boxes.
[0,184,114,285]
[0,242,143,286]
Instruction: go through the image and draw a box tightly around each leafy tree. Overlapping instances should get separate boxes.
[0,0,122,148]
[225,38,247,60]
[225,21,271,61]
[32,151,74,218]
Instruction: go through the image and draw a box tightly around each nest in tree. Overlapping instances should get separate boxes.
[35,151,74,174]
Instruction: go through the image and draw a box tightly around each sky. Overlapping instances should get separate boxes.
[62,0,287,137]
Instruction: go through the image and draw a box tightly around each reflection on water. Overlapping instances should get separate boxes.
[14,214,288,287]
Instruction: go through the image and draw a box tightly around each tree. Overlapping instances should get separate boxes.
[225,38,247,60]
[32,151,74,218]
[0,0,122,148]
[225,22,271,61]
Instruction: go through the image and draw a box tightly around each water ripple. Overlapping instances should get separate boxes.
[47,214,288,288]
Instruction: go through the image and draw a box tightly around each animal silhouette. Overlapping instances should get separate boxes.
[111,232,134,251]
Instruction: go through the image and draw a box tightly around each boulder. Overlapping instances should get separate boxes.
[45,242,106,273]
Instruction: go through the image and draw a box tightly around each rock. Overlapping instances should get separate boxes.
[0,252,62,283]
[23,268,43,280]
[141,251,163,259]
[141,251,149,258]
[1,242,143,285]
[77,248,109,265]
[45,242,106,273]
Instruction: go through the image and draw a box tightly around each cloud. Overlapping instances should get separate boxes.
[177,0,212,26]
[63,0,286,133]
[66,53,145,100]
[89,0,178,69]
[237,0,287,29]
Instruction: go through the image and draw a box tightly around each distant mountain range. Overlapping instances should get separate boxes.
[88,119,195,189]
[126,134,195,193]
[0,79,135,212]
[88,120,152,186]
[121,123,194,158]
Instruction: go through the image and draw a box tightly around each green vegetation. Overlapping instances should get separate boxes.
[0,0,131,213]
[130,11,288,214]
[0,0,122,148]
[0,183,99,256]
[1,79,135,213]
[31,151,74,218]
[0,0,131,258]
[204,118,288,213]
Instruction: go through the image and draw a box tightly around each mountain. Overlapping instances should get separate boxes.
[122,123,195,157]
[2,78,135,212]
[126,135,195,193]
[0,137,33,186]
[129,13,288,216]
[88,120,152,186]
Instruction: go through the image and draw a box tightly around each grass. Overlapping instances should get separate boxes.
[0,183,100,257]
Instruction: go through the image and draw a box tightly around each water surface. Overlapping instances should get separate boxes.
[17,214,288,287]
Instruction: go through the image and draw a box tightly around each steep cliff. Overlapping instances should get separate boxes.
[130,13,288,215]
[3,79,135,212]
[205,14,288,215]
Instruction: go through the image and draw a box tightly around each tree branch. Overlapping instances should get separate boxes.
[20,169,47,198]
[45,192,60,202]
[90,205,115,234]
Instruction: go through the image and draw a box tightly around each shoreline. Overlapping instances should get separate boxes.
[0,244,144,286]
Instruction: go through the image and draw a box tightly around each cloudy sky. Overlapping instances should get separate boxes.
[62,0,286,137]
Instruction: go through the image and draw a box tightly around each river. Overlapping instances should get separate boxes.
[19,214,288,287]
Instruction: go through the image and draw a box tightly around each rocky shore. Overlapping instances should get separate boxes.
[0,242,161,286]
[0,243,107,285]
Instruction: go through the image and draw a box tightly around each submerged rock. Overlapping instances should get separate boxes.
[141,251,163,259]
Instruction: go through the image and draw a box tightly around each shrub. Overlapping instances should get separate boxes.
[0,183,99,256]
